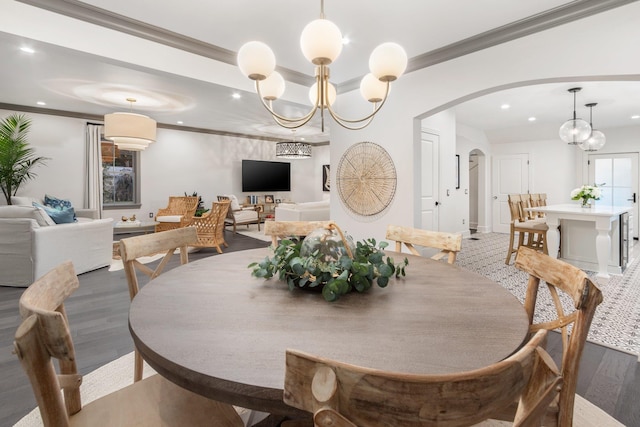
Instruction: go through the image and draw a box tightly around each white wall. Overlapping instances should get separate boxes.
[0,109,330,222]
[329,2,640,243]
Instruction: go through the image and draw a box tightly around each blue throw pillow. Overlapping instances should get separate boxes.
[33,202,76,224]
[44,194,76,220]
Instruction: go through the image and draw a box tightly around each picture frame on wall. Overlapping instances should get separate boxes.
[323,164,330,191]
[265,195,274,203]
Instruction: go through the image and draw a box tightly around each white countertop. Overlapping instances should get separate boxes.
[526,203,632,217]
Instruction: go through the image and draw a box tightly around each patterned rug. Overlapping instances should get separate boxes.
[456,233,640,355]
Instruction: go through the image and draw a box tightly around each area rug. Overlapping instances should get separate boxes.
[14,352,263,427]
[456,233,640,355]
[236,224,272,242]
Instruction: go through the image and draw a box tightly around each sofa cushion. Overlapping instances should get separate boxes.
[0,205,53,226]
[11,196,42,206]
[33,203,76,224]
[234,210,258,222]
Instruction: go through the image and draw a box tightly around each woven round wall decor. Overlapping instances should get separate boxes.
[336,141,397,216]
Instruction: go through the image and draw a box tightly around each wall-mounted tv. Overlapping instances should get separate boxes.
[242,159,291,192]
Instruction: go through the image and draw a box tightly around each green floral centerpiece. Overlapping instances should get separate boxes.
[248,223,408,302]
[571,184,601,207]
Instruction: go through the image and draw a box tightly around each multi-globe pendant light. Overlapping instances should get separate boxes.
[558,87,591,145]
[104,98,156,151]
[237,0,408,131]
[579,103,606,152]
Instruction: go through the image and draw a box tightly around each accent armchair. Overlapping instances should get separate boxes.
[154,196,199,233]
[217,195,260,233]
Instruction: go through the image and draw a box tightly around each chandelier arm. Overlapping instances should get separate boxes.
[271,114,317,130]
[255,81,319,125]
[325,81,390,125]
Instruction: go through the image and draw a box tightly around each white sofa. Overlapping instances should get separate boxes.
[274,200,330,221]
[0,201,113,287]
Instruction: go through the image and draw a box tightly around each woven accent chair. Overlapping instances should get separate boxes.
[188,200,230,253]
[385,224,462,264]
[217,195,261,233]
[119,227,198,381]
[505,194,548,265]
[154,196,199,233]
[283,329,561,427]
[264,220,333,247]
[507,246,604,427]
[14,261,244,427]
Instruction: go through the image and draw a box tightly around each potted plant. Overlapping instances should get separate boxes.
[0,114,48,205]
[185,191,209,216]
[249,223,408,302]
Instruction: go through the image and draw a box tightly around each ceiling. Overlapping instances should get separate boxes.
[1,0,639,144]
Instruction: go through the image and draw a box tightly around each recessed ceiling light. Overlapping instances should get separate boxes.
[177,121,184,125]
[20,47,35,54]
[342,36,351,45]
[528,117,536,122]
[36,101,46,106]
[231,93,241,99]
[632,115,640,120]
[501,104,510,110]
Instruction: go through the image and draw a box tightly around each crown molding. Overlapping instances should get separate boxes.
[15,0,314,87]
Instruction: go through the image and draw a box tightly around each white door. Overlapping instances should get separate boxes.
[588,152,638,239]
[492,154,529,233]
[419,130,439,231]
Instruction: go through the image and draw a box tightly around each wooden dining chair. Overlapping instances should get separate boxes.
[385,224,462,264]
[119,226,198,381]
[14,261,244,427]
[505,194,548,265]
[283,329,561,427]
[510,246,604,427]
[187,200,230,253]
[264,220,333,247]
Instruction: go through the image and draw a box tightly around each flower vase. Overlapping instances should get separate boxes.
[581,199,592,208]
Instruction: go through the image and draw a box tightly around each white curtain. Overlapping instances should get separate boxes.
[85,124,103,218]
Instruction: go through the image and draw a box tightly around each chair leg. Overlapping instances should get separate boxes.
[134,349,143,382]
[506,229,516,265]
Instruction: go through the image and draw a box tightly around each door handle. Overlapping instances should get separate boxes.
[493,196,498,200]
[628,193,636,203]
[435,201,440,206]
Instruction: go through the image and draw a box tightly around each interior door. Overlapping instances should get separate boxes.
[588,152,638,239]
[492,154,529,233]
[419,130,439,231]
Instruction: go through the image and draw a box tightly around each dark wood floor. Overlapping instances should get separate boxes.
[1,231,638,426]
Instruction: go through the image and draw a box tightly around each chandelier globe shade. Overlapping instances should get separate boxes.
[236,0,407,131]
[558,87,591,144]
[237,41,275,80]
[104,111,156,151]
[300,18,343,65]
[579,103,606,151]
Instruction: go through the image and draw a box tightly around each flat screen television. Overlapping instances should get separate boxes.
[242,159,291,192]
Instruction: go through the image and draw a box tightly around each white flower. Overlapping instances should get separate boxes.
[571,184,601,201]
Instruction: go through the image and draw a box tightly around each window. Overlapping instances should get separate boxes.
[101,140,141,208]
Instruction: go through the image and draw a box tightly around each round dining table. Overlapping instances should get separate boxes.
[129,247,529,417]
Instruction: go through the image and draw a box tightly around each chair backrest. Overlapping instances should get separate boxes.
[119,227,198,300]
[284,329,560,427]
[188,200,230,249]
[514,246,603,427]
[385,225,462,264]
[507,194,529,223]
[158,196,199,216]
[16,261,82,425]
[264,220,334,247]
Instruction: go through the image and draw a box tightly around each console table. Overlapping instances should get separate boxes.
[526,204,632,279]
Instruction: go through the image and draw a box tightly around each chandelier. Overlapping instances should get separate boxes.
[579,103,606,151]
[276,131,312,159]
[558,87,591,145]
[104,98,156,151]
[237,0,407,131]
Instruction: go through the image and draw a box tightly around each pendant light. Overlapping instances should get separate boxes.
[559,87,591,145]
[579,103,606,151]
[104,98,156,151]
[276,130,312,159]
